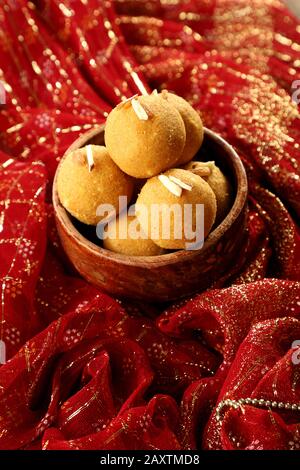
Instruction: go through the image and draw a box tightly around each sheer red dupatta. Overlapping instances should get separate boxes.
[0,0,300,450]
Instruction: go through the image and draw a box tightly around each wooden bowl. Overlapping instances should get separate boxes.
[53,126,248,302]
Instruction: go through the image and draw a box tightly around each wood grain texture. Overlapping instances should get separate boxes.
[53,127,248,302]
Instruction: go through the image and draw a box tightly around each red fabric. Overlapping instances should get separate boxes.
[0,0,300,450]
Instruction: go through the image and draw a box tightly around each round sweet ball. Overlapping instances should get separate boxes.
[184,161,232,223]
[103,213,165,256]
[160,91,204,165]
[104,94,186,178]
[57,145,134,226]
[135,169,217,250]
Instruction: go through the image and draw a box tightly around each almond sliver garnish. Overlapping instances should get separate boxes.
[188,162,213,177]
[169,175,192,191]
[117,94,138,109]
[131,98,149,120]
[158,175,182,197]
[86,145,94,172]
[152,89,158,95]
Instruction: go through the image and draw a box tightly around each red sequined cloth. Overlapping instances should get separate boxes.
[0,0,300,451]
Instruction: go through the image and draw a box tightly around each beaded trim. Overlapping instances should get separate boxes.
[216,397,300,421]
